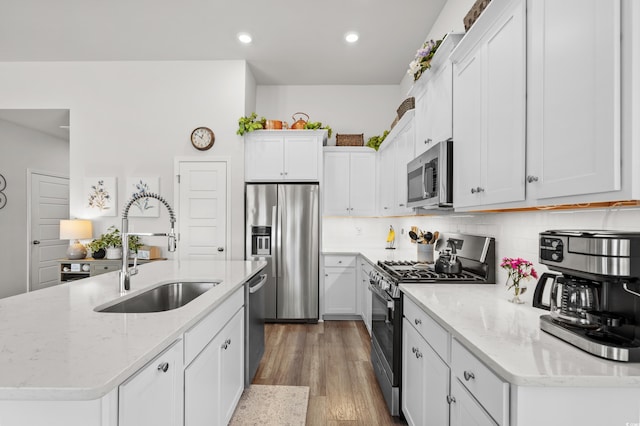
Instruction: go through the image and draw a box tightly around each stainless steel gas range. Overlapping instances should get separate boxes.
[368,233,495,416]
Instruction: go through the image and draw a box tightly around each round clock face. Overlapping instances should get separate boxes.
[191,127,215,151]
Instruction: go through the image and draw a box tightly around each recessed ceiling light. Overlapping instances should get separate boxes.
[238,33,252,44]
[345,32,359,43]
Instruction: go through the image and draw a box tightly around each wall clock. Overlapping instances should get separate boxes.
[190,127,215,151]
[0,174,6,209]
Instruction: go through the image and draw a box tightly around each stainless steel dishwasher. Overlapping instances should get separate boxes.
[245,271,267,387]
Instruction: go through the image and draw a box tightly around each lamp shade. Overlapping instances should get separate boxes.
[60,219,93,260]
[59,219,93,240]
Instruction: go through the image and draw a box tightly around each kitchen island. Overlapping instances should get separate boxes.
[0,259,266,425]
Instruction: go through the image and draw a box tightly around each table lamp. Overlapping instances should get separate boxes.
[59,219,93,260]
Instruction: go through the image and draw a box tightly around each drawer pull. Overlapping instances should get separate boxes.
[446,395,456,404]
[415,349,423,359]
[222,338,232,350]
[411,347,417,354]
[463,371,475,381]
[157,362,169,373]
[414,318,422,325]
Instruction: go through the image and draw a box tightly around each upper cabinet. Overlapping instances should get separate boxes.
[376,111,415,216]
[323,147,377,216]
[412,33,463,157]
[526,0,621,200]
[245,130,326,182]
[451,0,527,209]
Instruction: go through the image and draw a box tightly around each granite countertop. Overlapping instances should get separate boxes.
[323,247,640,387]
[0,259,266,401]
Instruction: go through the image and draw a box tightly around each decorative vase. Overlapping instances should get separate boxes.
[106,247,122,260]
[92,248,106,259]
[508,280,527,304]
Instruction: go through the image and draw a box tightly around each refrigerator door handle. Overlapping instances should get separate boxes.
[277,203,283,278]
[271,205,277,278]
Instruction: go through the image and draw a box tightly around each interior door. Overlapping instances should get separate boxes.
[29,172,69,292]
[177,161,227,260]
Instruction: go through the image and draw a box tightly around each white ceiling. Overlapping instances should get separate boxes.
[0,0,447,85]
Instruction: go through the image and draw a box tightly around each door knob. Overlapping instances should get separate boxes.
[32,240,40,245]
[157,362,169,373]
[217,247,224,252]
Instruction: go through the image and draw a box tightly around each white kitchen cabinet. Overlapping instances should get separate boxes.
[245,130,326,182]
[323,148,376,216]
[452,0,526,209]
[402,317,450,426]
[449,379,497,426]
[412,33,463,157]
[526,0,621,200]
[184,288,244,426]
[323,254,357,317]
[376,111,415,216]
[402,296,507,425]
[119,340,184,426]
[357,255,373,335]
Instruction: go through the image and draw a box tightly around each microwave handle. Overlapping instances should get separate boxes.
[421,163,427,198]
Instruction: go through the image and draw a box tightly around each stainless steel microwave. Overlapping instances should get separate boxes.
[407,139,453,209]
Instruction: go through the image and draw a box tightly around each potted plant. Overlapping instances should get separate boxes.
[237,112,266,135]
[88,226,143,260]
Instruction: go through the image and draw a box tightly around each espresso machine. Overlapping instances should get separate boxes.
[533,230,640,362]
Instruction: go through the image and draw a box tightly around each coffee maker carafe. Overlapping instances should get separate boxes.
[536,230,640,362]
[533,273,600,327]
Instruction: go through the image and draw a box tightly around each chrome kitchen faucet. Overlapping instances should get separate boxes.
[119,192,177,293]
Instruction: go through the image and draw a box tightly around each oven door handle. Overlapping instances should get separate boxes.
[369,283,395,312]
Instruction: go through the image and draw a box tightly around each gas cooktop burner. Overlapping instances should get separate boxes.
[378,260,484,283]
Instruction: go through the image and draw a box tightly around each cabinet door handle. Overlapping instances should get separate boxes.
[477,187,485,193]
[222,338,231,350]
[471,187,477,194]
[399,203,405,207]
[471,187,485,194]
[527,175,539,183]
[446,395,456,404]
[32,240,40,245]
[463,371,475,381]
[425,138,432,144]
[157,362,169,373]
[415,350,423,359]
[414,318,422,325]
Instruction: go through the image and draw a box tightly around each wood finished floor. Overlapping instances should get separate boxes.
[253,320,407,426]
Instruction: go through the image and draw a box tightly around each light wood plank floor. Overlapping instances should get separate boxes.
[253,320,407,426]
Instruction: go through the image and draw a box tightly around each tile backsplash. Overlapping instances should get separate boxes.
[323,206,640,301]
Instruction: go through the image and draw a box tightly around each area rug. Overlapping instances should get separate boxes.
[229,384,309,426]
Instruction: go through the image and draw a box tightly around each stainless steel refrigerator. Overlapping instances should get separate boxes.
[245,183,319,321]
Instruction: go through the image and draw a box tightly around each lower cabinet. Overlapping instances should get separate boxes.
[185,308,244,426]
[402,296,508,425]
[358,256,373,334]
[119,340,184,426]
[402,317,450,426]
[323,254,357,317]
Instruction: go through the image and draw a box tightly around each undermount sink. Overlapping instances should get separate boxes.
[96,281,221,313]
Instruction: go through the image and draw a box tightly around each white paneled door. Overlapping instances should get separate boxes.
[29,172,69,292]
[177,160,228,260]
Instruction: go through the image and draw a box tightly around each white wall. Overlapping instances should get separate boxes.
[323,206,640,304]
[0,119,69,298]
[256,85,400,145]
[0,60,249,262]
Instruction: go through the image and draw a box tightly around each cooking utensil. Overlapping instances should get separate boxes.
[423,231,433,243]
[430,231,439,244]
[290,112,309,130]
[434,239,462,274]
[409,231,419,242]
[264,119,283,130]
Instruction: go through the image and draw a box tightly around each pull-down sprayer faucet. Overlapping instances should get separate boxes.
[119,192,177,293]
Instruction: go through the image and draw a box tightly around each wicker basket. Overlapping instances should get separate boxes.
[390,115,400,130]
[336,133,364,146]
[464,0,492,31]
[396,97,415,120]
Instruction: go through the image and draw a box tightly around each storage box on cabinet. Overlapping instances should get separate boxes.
[451,338,509,425]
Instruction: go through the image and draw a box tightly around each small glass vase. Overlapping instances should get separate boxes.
[508,282,527,304]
